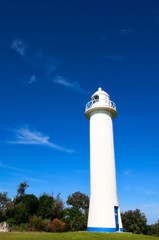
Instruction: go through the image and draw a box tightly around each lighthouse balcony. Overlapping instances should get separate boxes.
[85,99,116,111]
[85,99,117,118]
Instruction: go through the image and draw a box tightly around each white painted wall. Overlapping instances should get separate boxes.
[86,88,123,232]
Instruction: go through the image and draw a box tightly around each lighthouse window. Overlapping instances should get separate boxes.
[92,95,99,103]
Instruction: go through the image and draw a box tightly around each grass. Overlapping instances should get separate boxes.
[0,232,158,240]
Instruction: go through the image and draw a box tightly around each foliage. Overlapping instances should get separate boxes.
[65,207,88,231]
[47,218,66,232]
[2,183,65,230]
[28,216,45,231]
[0,192,11,210]
[37,193,64,221]
[0,192,11,222]
[17,182,29,197]
[121,209,147,234]
[53,194,64,219]
[7,202,29,224]
[67,191,89,211]
[0,211,5,222]
[153,220,159,236]
[7,194,39,224]
[147,220,159,236]
[65,191,89,231]
[15,194,39,215]
[37,193,55,220]
[1,181,159,237]
[10,223,29,232]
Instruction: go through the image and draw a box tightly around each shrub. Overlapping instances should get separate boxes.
[47,218,66,232]
[121,209,147,234]
[10,223,29,232]
[28,216,45,231]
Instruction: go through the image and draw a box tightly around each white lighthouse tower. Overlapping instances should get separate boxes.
[85,87,123,232]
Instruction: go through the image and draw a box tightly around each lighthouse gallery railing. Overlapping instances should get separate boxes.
[85,99,116,112]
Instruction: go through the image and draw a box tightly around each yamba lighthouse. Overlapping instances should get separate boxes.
[85,87,123,232]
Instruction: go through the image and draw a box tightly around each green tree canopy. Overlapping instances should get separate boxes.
[17,194,39,215]
[53,194,64,220]
[147,220,159,236]
[37,193,55,220]
[121,208,147,234]
[0,192,11,222]
[17,182,29,197]
[65,191,89,231]
[67,191,89,212]
[7,194,39,224]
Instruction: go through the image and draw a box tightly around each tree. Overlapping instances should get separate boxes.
[0,192,11,222]
[37,193,55,220]
[67,191,89,212]
[17,194,39,216]
[147,220,159,236]
[64,207,88,231]
[7,202,28,224]
[121,209,147,234]
[7,194,39,224]
[17,182,29,197]
[65,191,89,231]
[53,194,65,219]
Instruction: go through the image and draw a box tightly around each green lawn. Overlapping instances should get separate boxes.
[0,232,158,240]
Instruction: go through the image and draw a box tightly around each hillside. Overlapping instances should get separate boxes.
[0,232,158,240]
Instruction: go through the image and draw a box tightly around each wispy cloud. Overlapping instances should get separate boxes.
[11,39,26,56]
[26,176,46,183]
[54,76,88,94]
[45,57,60,76]
[28,75,36,85]
[8,126,74,153]
[0,161,59,178]
[11,39,86,95]
[54,76,78,88]
[7,171,46,183]
[4,170,46,184]
[106,55,124,62]
[0,161,29,172]
[120,28,134,35]
[11,39,59,77]
[0,162,46,183]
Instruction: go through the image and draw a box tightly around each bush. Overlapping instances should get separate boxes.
[64,207,87,231]
[147,221,159,236]
[10,223,29,232]
[121,209,147,234]
[47,218,66,232]
[28,216,45,231]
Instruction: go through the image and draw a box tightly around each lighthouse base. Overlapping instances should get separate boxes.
[87,227,123,232]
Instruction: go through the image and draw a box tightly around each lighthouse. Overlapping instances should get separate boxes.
[85,87,123,232]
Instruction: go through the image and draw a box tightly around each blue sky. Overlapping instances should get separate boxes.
[0,0,159,224]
